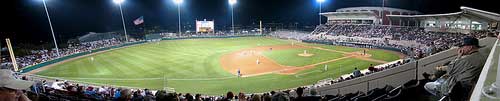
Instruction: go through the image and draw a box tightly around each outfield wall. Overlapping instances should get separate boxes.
[302,40,412,55]
[20,35,264,73]
[309,37,498,95]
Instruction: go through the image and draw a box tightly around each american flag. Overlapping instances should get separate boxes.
[133,16,144,25]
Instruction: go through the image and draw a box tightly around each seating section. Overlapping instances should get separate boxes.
[319,79,433,101]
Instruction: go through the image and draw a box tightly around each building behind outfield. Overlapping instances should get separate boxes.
[320,7,421,25]
[321,6,500,34]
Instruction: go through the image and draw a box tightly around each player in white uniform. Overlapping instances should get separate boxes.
[324,65,328,72]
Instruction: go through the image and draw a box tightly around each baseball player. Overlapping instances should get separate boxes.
[237,68,241,77]
[324,65,328,72]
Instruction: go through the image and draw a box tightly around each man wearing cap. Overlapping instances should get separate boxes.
[0,69,34,101]
[424,37,486,100]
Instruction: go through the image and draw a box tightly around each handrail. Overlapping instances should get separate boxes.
[470,39,499,100]
[318,64,416,92]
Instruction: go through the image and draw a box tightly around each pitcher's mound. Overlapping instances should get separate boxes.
[298,53,314,57]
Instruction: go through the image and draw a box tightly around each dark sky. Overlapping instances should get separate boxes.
[0,0,497,44]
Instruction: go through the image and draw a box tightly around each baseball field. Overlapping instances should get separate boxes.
[31,37,402,95]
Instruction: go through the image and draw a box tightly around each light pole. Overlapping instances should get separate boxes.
[317,0,325,25]
[381,0,385,25]
[229,0,237,35]
[113,0,129,42]
[173,0,183,35]
[42,0,60,57]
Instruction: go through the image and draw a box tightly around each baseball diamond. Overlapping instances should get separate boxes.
[27,37,403,95]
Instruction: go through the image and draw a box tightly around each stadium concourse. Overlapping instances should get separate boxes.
[1,7,500,101]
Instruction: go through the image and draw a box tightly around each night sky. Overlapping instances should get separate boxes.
[0,0,497,44]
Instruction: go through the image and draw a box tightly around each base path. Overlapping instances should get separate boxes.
[219,44,388,77]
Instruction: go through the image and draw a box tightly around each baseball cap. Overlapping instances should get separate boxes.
[0,69,34,90]
[460,37,480,47]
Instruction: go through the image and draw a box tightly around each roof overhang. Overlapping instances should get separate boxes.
[321,11,376,16]
[387,6,500,22]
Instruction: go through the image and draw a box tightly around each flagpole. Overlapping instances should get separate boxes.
[142,17,146,35]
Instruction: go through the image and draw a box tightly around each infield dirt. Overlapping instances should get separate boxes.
[219,44,391,77]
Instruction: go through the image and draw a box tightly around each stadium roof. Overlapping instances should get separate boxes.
[320,11,376,16]
[336,7,421,14]
[387,6,500,22]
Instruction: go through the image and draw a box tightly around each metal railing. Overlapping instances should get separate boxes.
[470,39,500,100]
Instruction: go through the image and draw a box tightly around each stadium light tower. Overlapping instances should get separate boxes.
[229,0,237,35]
[381,0,385,25]
[41,0,61,57]
[113,0,129,42]
[317,0,325,25]
[173,0,183,35]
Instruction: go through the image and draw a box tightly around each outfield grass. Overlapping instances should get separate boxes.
[366,50,401,62]
[36,37,401,95]
[308,44,363,52]
[69,58,380,95]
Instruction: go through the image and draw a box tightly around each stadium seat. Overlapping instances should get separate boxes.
[400,80,419,100]
[383,86,402,101]
[353,85,394,101]
[323,94,339,101]
[371,94,387,101]
[339,91,362,101]
[349,92,366,101]
[329,95,343,101]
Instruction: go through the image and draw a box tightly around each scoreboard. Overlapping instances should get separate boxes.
[196,19,215,33]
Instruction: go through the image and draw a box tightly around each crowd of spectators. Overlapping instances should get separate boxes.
[1,67,358,101]
[270,30,310,40]
[302,23,494,59]
[1,38,122,69]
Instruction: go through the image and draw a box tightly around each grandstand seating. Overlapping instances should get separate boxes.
[292,37,497,101]
[78,32,123,43]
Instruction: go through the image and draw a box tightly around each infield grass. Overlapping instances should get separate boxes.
[262,48,344,67]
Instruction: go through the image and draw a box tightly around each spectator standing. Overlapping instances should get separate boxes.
[293,87,306,101]
[250,94,261,101]
[352,68,361,77]
[223,91,234,101]
[303,88,321,101]
[194,94,202,101]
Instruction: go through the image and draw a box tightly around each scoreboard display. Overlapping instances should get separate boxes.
[196,19,215,33]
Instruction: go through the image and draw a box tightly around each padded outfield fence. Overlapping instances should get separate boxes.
[301,40,413,56]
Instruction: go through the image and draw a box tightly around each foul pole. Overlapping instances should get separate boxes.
[6,39,18,71]
[260,20,263,35]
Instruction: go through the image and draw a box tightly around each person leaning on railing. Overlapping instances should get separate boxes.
[423,37,487,101]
